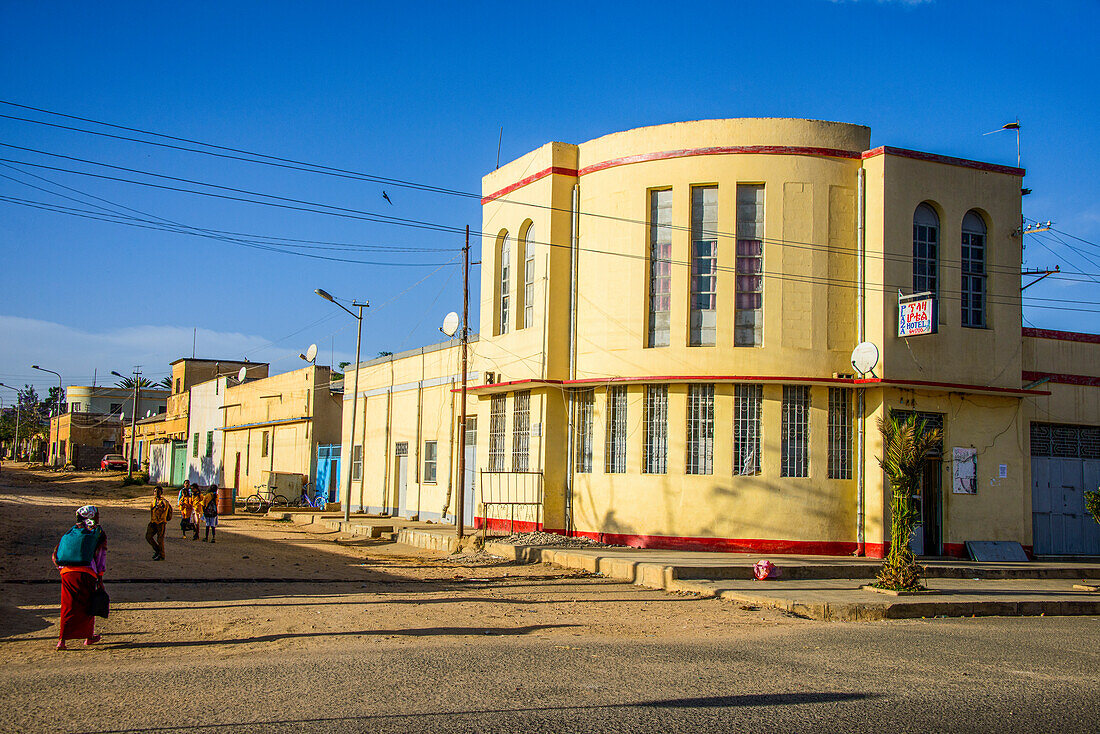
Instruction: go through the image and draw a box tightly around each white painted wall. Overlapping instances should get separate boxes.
[186,376,226,486]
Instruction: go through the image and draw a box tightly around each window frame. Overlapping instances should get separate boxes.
[648,188,673,348]
[689,185,719,346]
[512,390,530,472]
[193,432,200,458]
[913,203,940,299]
[734,383,762,476]
[961,210,987,329]
[423,440,437,483]
[686,384,715,475]
[605,386,628,474]
[573,389,595,473]
[522,225,535,329]
[489,394,507,470]
[781,385,810,478]
[827,388,852,480]
[643,385,668,474]
[351,444,363,482]
[735,184,764,347]
[499,232,511,336]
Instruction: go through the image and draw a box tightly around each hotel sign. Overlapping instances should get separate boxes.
[898,292,936,337]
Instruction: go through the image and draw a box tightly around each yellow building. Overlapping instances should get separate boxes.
[221,364,342,497]
[341,118,1100,558]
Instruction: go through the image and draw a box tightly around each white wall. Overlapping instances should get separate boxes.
[186,377,226,486]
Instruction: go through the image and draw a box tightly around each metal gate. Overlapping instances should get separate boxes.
[170,440,188,486]
[1031,423,1100,555]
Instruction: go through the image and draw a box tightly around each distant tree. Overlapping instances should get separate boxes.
[155,376,172,389]
[377,351,393,358]
[338,361,351,370]
[44,386,65,416]
[115,375,156,389]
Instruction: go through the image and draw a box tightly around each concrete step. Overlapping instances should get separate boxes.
[322,519,396,539]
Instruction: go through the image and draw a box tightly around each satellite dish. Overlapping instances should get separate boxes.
[851,342,880,376]
[305,343,318,363]
[441,311,460,337]
[237,366,248,382]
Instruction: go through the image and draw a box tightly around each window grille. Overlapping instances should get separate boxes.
[351,444,363,481]
[205,430,214,458]
[1031,422,1100,459]
[489,394,506,470]
[605,386,628,473]
[781,385,810,477]
[512,390,530,472]
[193,432,200,458]
[961,210,986,328]
[736,185,764,347]
[523,229,535,329]
[690,186,718,346]
[499,233,511,335]
[913,204,939,297]
[643,385,668,474]
[573,389,594,473]
[423,440,437,483]
[828,388,852,479]
[734,384,762,475]
[687,384,715,474]
[648,189,672,347]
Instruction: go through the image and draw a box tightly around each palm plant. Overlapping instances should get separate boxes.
[115,375,155,389]
[876,413,942,590]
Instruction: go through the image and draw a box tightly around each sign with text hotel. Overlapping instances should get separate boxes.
[898,292,936,337]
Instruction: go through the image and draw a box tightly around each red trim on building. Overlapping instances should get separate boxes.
[577,145,861,177]
[862,146,1025,177]
[1022,370,1100,388]
[1022,327,1100,344]
[475,517,544,534]
[481,166,578,205]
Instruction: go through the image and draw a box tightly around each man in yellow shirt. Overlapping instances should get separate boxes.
[145,486,172,561]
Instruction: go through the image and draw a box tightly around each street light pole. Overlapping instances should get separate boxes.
[316,289,368,523]
[31,366,62,467]
[0,384,20,461]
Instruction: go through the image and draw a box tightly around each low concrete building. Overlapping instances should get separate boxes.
[66,385,168,420]
[48,411,123,469]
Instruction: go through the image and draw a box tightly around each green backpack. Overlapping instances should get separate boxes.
[56,525,103,566]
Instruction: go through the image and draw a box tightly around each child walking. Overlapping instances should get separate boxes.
[201,484,219,543]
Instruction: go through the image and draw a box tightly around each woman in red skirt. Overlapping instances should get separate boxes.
[51,505,107,650]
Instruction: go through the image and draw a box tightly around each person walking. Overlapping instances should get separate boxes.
[189,485,204,541]
[145,486,172,561]
[177,480,192,507]
[178,486,193,538]
[201,484,219,543]
[51,505,107,650]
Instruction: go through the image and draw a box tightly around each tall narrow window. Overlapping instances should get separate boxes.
[913,203,939,297]
[690,186,718,346]
[781,385,810,477]
[828,388,852,479]
[522,226,535,329]
[687,384,715,474]
[573,389,594,473]
[351,445,363,481]
[205,430,213,458]
[512,390,530,471]
[605,386,628,473]
[961,210,987,328]
[648,189,672,347]
[736,184,764,347]
[423,440,437,483]
[734,384,762,475]
[489,394,506,470]
[499,232,511,335]
[643,385,668,474]
[261,430,270,458]
[193,432,199,458]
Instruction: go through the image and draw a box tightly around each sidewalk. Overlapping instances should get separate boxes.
[276,511,1100,621]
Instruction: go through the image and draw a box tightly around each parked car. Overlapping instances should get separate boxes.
[101,454,130,471]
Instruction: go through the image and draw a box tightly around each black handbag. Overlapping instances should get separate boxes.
[88,584,110,618]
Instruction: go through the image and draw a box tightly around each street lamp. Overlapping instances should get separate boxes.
[316,288,368,523]
[111,369,140,479]
[0,383,22,462]
[31,365,62,467]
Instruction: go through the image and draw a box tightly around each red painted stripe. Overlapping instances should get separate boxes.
[862,146,1025,177]
[1022,370,1100,387]
[577,145,861,177]
[474,517,543,533]
[1022,327,1100,344]
[481,166,578,204]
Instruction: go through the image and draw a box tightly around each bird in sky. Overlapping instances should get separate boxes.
[382,191,393,205]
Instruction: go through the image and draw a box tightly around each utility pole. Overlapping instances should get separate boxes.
[456,225,470,540]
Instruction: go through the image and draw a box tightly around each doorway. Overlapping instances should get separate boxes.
[394,442,409,517]
[463,417,477,526]
[894,410,944,557]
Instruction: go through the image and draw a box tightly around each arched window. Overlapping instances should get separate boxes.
[499,232,511,335]
[521,223,535,329]
[961,210,987,328]
[913,204,939,297]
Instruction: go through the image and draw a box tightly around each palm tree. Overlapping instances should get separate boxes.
[155,376,172,389]
[115,375,155,389]
[876,413,942,590]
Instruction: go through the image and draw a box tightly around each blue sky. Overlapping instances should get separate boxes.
[2,0,1099,396]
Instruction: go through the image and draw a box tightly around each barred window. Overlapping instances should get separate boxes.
[961,210,986,328]
[687,384,715,475]
[605,386,628,473]
[643,385,668,474]
[781,385,810,477]
[351,444,363,481]
[423,440,437,483]
[734,384,762,475]
[828,388,852,479]
[1030,422,1100,459]
[489,394,506,470]
[736,185,764,347]
[512,390,530,471]
[573,389,594,473]
[648,189,672,347]
[690,186,718,346]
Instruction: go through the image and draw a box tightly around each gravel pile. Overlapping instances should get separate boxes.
[492,531,615,548]
[438,549,511,566]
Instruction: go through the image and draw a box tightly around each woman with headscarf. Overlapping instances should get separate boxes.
[51,505,107,650]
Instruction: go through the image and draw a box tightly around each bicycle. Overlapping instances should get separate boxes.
[287,482,326,509]
[244,484,289,514]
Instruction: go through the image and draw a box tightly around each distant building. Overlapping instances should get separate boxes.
[66,385,168,420]
[48,411,123,469]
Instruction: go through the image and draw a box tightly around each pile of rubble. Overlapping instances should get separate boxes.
[493,531,615,548]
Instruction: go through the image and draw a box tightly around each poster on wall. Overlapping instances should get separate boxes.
[898,292,936,337]
[952,447,977,494]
